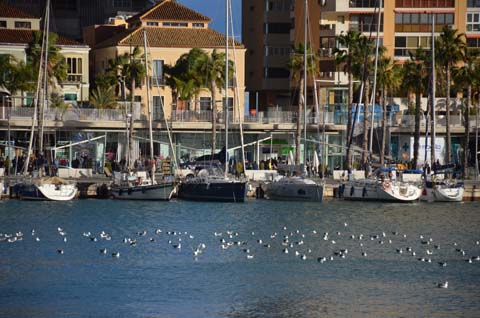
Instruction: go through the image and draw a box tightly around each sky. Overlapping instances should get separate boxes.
[177,0,242,40]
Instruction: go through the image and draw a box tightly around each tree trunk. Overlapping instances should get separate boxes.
[361,78,370,167]
[463,84,471,178]
[413,89,421,169]
[380,88,386,165]
[296,77,304,165]
[211,80,217,155]
[346,68,353,168]
[445,66,451,163]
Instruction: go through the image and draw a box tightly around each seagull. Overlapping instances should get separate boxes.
[100,248,107,254]
[57,249,64,254]
[246,254,254,259]
[438,262,447,267]
[362,252,367,257]
[112,252,120,258]
[437,281,448,288]
[35,237,40,242]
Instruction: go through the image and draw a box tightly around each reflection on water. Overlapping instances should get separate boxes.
[0,199,479,317]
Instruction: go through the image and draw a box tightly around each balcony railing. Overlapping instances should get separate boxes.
[0,107,473,130]
[64,75,83,83]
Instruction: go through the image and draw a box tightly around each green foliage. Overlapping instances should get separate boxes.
[49,92,68,110]
[89,86,117,109]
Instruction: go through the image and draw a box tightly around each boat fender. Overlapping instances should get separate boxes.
[382,181,391,191]
[350,186,355,196]
[362,186,367,197]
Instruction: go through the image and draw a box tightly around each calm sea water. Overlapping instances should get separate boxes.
[0,199,479,318]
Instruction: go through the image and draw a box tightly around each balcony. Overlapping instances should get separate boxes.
[64,75,82,83]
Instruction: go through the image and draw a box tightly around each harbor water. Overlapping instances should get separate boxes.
[0,199,479,317]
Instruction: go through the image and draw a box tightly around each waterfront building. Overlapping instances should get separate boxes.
[242,0,479,169]
[0,2,90,107]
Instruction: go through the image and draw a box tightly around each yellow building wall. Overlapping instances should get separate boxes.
[93,45,246,120]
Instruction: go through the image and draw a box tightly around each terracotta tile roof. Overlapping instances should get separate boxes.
[0,29,85,46]
[0,2,37,19]
[127,0,211,23]
[95,26,243,49]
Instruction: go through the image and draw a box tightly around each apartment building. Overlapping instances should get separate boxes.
[0,2,90,105]
[86,0,246,122]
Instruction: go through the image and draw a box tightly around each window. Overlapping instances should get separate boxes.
[162,22,188,27]
[222,97,234,111]
[152,60,164,86]
[64,93,77,101]
[113,0,131,8]
[394,36,431,57]
[66,57,82,82]
[319,37,336,57]
[395,13,454,32]
[467,13,480,32]
[264,67,290,78]
[265,46,291,56]
[192,23,204,28]
[146,21,158,26]
[53,0,76,10]
[14,21,31,29]
[266,0,291,12]
[0,21,6,28]
[396,0,455,7]
[349,0,383,7]
[264,23,291,34]
[350,14,383,33]
[153,96,164,120]
[200,97,211,110]
[468,0,480,7]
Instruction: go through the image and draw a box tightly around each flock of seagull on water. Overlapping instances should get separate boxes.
[1,222,479,290]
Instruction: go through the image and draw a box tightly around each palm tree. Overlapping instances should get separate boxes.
[351,35,376,167]
[0,55,35,101]
[195,49,229,155]
[436,26,465,163]
[165,48,207,111]
[288,43,318,165]
[377,56,402,165]
[402,48,429,168]
[452,49,479,178]
[334,30,362,168]
[26,31,67,89]
[89,86,117,109]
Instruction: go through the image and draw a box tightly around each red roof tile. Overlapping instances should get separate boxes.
[95,26,243,49]
[0,29,85,46]
[127,0,211,23]
[0,2,37,19]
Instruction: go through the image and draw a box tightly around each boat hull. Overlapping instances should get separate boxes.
[341,180,421,202]
[421,185,464,202]
[265,182,323,202]
[14,183,78,201]
[178,181,247,202]
[111,182,175,200]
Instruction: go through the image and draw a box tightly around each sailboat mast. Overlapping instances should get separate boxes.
[303,0,308,168]
[368,0,382,155]
[23,0,50,176]
[224,0,229,177]
[143,29,155,183]
[430,14,436,165]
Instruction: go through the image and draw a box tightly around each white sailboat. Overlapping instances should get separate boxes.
[419,14,464,202]
[16,0,78,201]
[110,29,175,200]
[340,0,421,203]
[263,0,324,202]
